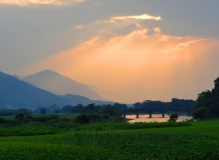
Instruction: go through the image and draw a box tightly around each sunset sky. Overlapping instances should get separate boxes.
[1,0,219,103]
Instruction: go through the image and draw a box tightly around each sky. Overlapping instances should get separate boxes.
[0,0,219,103]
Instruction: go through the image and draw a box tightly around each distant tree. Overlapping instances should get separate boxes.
[15,112,25,121]
[40,107,47,114]
[55,108,60,114]
[47,104,59,114]
[193,77,219,119]
[133,102,142,109]
[84,103,101,113]
[60,105,73,113]
[17,108,31,116]
[114,103,127,110]
[102,105,122,117]
[72,104,84,113]
[168,114,178,122]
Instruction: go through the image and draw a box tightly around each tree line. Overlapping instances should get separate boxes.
[133,98,194,111]
[193,77,219,120]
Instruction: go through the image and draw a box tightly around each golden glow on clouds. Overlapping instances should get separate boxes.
[75,25,84,29]
[17,29,219,102]
[99,14,161,23]
[111,14,161,21]
[0,0,83,6]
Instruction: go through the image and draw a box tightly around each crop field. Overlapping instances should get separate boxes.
[0,120,219,159]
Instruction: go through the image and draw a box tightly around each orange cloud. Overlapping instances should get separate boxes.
[17,29,219,102]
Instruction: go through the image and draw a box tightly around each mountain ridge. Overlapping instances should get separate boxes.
[23,70,106,101]
[0,71,113,109]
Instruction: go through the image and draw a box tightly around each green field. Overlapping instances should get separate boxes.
[0,120,219,159]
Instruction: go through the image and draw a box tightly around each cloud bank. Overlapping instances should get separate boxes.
[17,29,219,102]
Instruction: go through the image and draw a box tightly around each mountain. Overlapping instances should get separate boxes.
[23,70,106,101]
[0,71,68,109]
[0,71,113,109]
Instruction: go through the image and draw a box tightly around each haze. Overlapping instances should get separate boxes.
[1,0,219,103]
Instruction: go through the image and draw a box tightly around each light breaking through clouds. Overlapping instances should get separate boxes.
[111,14,161,21]
[16,28,219,102]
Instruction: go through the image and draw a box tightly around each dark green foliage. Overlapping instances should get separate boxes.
[32,115,60,123]
[15,113,25,121]
[168,114,178,122]
[102,105,122,116]
[17,108,31,115]
[77,121,191,131]
[55,108,60,114]
[83,103,102,114]
[0,131,218,160]
[0,109,19,116]
[40,107,47,114]
[102,114,109,119]
[89,113,101,122]
[133,99,194,116]
[0,125,58,136]
[72,104,84,113]
[75,114,91,124]
[0,117,5,124]
[113,102,127,110]
[60,105,73,113]
[193,77,219,119]
[193,107,207,120]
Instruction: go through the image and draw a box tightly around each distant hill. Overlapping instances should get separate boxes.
[23,70,106,101]
[0,71,113,109]
[0,71,67,109]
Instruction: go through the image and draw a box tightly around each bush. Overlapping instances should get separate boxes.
[89,114,101,122]
[102,114,110,119]
[75,114,91,124]
[15,113,25,121]
[0,117,5,124]
[168,114,178,122]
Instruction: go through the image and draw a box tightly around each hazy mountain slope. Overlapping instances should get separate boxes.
[23,70,105,100]
[0,71,68,109]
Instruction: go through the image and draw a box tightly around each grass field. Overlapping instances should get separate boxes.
[0,119,219,159]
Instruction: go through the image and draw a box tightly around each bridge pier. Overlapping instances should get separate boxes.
[162,113,165,118]
[149,113,152,118]
[123,113,126,118]
[136,112,139,118]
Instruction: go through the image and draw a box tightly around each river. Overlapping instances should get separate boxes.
[127,114,193,123]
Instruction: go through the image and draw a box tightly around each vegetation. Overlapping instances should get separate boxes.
[133,98,194,112]
[0,119,219,159]
[1,74,219,159]
[168,113,179,122]
[193,77,219,120]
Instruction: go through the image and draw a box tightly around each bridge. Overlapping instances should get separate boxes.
[122,107,193,118]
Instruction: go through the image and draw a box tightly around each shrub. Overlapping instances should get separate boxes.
[168,114,178,122]
[75,114,91,124]
[15,113,25,121]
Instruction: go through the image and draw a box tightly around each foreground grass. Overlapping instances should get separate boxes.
[0,120,219,159]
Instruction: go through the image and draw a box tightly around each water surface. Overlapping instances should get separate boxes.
[127,114,192,123]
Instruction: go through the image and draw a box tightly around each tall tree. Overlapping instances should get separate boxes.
[193,77,219,119]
